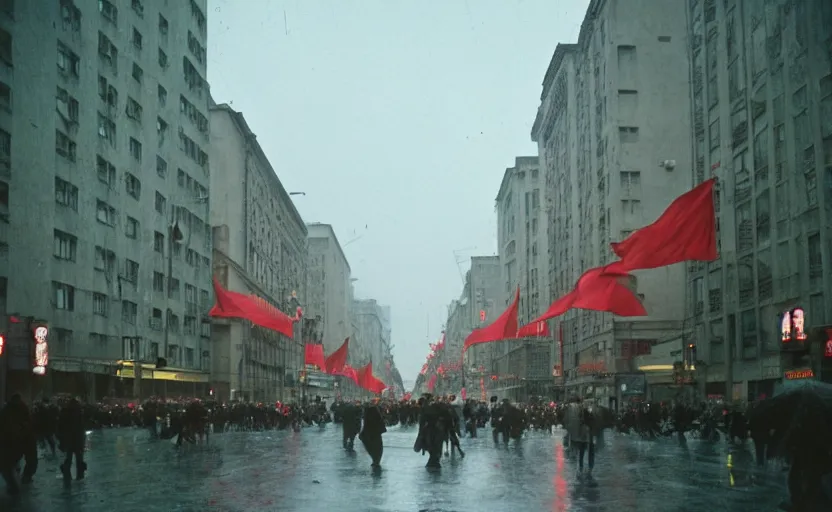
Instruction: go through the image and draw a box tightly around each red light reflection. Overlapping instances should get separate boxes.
[552,442,569,511]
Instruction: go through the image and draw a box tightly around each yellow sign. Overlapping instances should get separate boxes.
[117,367,208,383]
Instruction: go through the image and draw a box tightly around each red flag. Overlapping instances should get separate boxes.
[209,279,294,338]
[335,364,359,385]
[609,178,718,272]
[517,320,550,337]
[427,374,437,392]
[463,288,519,352]
[531,266,646,323]
[356,362,387,393]
[303,343,326,371]
[325,338,350,374]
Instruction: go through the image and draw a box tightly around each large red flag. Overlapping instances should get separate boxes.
[304,343,326,371]
[325,338,350,374]
[531,266,646,323]
[462,288,520,352]
[209,279,295,337]
[608,178,718,272]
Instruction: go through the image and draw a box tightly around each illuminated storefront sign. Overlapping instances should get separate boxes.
[784,368,814,380]
[33,325,49,375]
[781,307,808,349]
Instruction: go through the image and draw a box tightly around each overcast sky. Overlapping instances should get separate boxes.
[206,0,589,384]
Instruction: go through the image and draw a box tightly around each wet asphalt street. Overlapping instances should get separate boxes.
[2,425,789,512]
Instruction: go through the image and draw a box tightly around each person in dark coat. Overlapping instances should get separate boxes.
[359,402,387,468]
[340,402,362,451]
[57,397,87,480]
[415,394,453,469]
[0,394,38,494]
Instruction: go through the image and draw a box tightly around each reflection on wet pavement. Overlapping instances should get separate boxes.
[2,426,788,511]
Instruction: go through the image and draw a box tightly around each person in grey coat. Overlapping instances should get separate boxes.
[564,397,594,475]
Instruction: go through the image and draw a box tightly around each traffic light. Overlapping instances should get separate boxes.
[0,334,4,356]
[479,310,486,322]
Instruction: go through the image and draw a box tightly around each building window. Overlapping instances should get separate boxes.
[97,32,117,71]
[98,112,116,146]
[98,75,117,107]
[131,0,144,17]
[59,0,82,32]
[152,272,165,292]
[619,127,639,143]
[96,200,116,226]
[125,216,139,239]
[129,137,142,162]
[125,173,141,199]
[57,41,80,77]
[55,177,78,210]
[150,309,163,330]
[93,293,108,316]
[158,84,167,106]
[158,14,169,37]
[53,281,75,311]
[53,229,77,261]
[123,259,139,284]
[94,246,116,273]
[126,96,142,121]
[154,231,165,253]
[99,0,118,24]
[132,62,143,83]
[155,191,166,214]
[96,155,116,187]
[156,155,167,177]
[131,27,142,50]
[55,130,76,161]
[158,47,168,68]
[56,87,79,123]
[121,300,138,324]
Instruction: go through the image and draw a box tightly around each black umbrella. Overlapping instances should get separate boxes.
[747,380,832,450]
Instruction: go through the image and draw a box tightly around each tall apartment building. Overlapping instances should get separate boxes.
[492,156,552,400]
[686,0,832,402]
[459,256,502,383]
[208,102,308,403]
[0,0,212,400]
[306,223,353,354]
[531,0,693,406]
[352,298,386,367]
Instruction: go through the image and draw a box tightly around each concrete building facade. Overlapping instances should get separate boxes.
[352,298,385,367]
[306,223,352,355]
[1,0,212,400]
[208,103,307,403]
[531,0,694,406]
[492,156,553,400]
[459,256,502,387]
[684,0,832,402]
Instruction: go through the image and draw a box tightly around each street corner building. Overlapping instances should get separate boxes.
[208,102,308,403]
[0,0,213,400]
